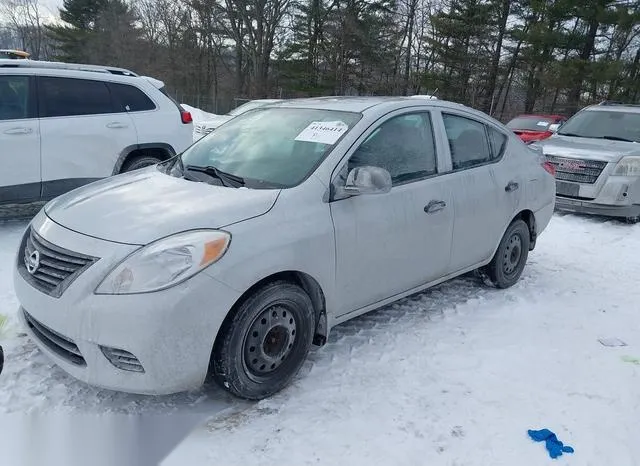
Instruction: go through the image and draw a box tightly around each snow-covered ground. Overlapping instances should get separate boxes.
[1,213,640,465]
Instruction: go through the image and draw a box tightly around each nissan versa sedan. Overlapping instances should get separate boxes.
[14,97,556,400]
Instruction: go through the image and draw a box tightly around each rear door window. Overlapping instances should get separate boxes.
[442,113,492,170]
[109,83,156,112]
[0,75,32,120]
[39,77,116,117]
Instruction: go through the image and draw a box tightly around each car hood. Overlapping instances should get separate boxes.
[44,168,280,245]
[535,134,640,162]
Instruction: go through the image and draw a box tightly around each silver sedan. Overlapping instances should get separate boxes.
[14,97,555,400]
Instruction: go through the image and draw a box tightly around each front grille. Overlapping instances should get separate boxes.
[100,346,145,373]
[546,155,607,184]
[18,228,98,298]
[23,309,86,366]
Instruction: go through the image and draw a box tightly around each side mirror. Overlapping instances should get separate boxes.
[548,123,560,133]
[344,166,392,195]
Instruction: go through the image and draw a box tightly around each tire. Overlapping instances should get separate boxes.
[484,219,530,289]
[625,216,639,225]
[121,155,162,173]
[211,281,315,400]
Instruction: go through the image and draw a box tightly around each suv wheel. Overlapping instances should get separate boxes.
[625,216,639,225]
[484,219,530,289]
[211,281,315,400]
[121,155,162,173]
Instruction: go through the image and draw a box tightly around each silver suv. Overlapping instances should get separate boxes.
[532,102,640,223]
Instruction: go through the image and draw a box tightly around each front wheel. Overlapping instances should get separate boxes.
[121,155,162,172]
[211,281,315,400]
[483,219,530,289]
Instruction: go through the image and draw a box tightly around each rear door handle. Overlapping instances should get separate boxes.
[106,122,128,129]
[424,200,446,214]
[505,181,519,192]
[4,127,32,135]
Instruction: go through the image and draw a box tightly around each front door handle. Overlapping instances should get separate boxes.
[4,127,32,135]
[424,200,446,214]
[106,122,128,129]
[505,181,519,192]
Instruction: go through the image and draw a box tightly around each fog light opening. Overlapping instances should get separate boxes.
[100,346,145,373]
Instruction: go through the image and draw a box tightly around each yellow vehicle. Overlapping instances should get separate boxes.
[0,50,30,59]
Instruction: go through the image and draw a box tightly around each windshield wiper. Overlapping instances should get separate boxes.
[184,165,245,187]
[594,135,636,143]
[557,132,586,138]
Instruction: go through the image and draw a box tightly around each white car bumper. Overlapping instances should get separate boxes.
[13,212,241,395]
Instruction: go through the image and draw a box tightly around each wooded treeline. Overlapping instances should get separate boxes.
[1,0,639,119]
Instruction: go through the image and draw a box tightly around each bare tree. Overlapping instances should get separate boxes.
[0,0,51,59]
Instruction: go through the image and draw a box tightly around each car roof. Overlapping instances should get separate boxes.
[511,114,564,120]
[266,96,471,114]
[584,104,640,114]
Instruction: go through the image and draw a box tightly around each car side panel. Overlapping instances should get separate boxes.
[202,177,338,325]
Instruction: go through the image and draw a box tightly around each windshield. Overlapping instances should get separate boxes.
[506,117,554,131]
[228,101,273,116]
[558,110,640,142]
[179,107,361,188]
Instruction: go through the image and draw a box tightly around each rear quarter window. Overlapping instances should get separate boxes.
[487,126,508,160]
[109,83,156,112]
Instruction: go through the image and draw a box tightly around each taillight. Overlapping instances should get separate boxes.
[542,160,556,177]
[181,110,192,124]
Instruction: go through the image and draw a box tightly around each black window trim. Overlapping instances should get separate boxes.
[35,75,119,119]
[441,111,508,173]
[0,74,37,121]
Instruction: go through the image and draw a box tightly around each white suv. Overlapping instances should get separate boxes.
[0,59,193,205]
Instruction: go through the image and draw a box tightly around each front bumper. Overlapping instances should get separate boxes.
[14,212,241,395]
[555,196,640,218]
[555,173,640,219]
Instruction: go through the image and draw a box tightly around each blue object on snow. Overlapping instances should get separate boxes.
[528,428,574,459]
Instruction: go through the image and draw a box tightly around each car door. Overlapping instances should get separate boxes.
[37,75,137,199]
[436,111,521,272]
[330,110,454,316]
[0,74,40,203]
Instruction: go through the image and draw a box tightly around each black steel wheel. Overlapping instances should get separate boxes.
[484,219,530,289]
[211,281,314,400]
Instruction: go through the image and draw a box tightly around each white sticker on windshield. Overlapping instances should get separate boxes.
[537,121,550,127]
[295,121,349,145]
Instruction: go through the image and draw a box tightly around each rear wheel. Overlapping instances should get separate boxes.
[484,219,530,289]
[211,281,315,400]
[625,216,640,225]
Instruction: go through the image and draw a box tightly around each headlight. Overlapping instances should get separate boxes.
[612,156,640,176]
[95,230,230,295]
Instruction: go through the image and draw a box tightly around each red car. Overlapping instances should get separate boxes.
[506,114,566,143]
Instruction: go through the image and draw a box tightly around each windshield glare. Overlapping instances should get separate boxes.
[506,117,554,131]
[180,108,361,188]
[558,110,640,142]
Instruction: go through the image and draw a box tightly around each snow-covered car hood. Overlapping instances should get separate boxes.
[535,134,640,162]
[44,168,280,245]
